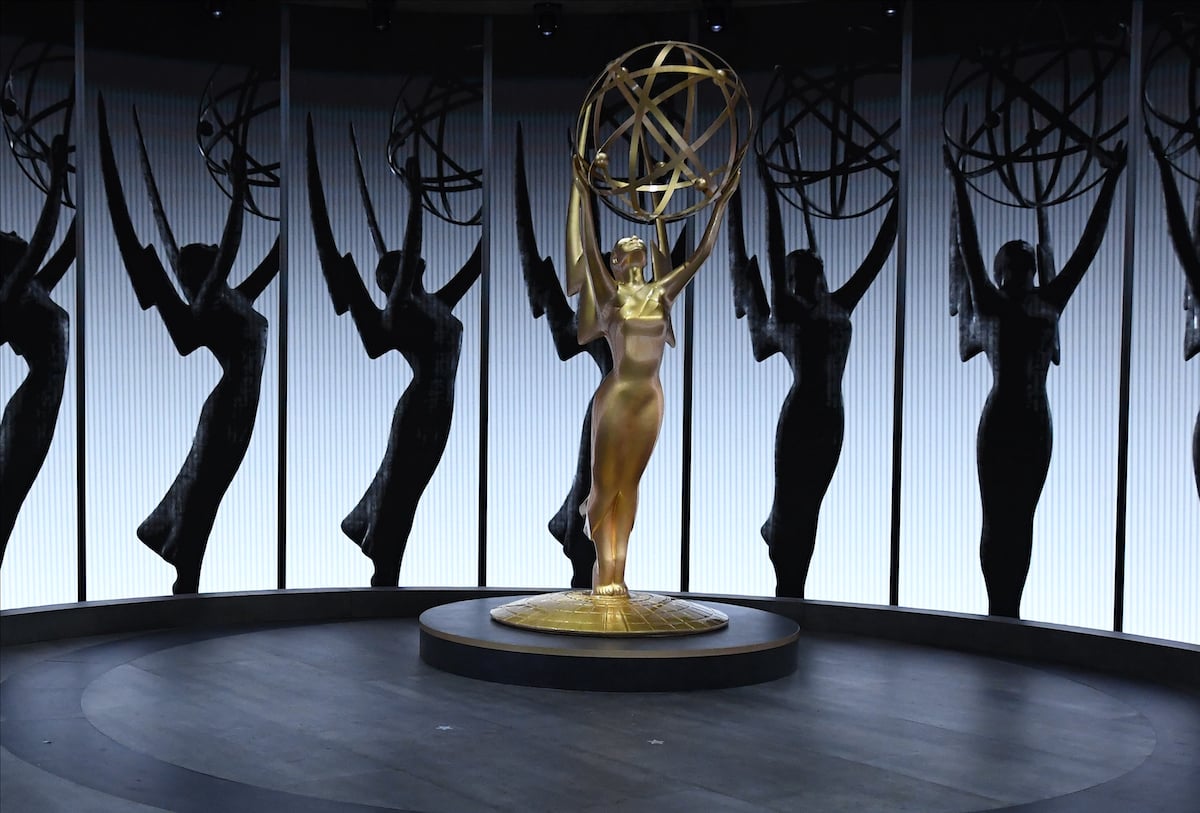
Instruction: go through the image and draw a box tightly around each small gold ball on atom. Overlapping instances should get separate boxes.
[695,177,708,192]
[595,152,608,168]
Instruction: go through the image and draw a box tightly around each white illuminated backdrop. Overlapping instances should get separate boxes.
[1,1,1196,647]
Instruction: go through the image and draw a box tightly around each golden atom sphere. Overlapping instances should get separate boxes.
[576,41,752,223]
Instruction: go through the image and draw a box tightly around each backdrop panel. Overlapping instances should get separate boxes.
[83,1,280,600]
[900,1,1127,627]
[0,3,78,609]
[1124,2,1200,644]
[287,7,482,589]
[689,3,900,603]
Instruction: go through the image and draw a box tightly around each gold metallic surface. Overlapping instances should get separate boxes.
[564,41,750,605]
[490,591,729,636]
[577,41,752,222]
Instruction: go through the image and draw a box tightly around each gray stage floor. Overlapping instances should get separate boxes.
[2,617,1197,812]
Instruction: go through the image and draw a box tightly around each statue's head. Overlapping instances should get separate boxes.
[784,248,826,300]
[610,236,648,284]
[1,231,29,274]
[993,240,1036,293]
[375,250,424,294]
[178,243,220,298]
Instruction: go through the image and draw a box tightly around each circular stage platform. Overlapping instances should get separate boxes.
[419,595,799,690]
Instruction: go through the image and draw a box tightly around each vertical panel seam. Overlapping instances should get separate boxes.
[278,3,290,590]
[889,0,914,607]
[478,15,493,587]
[1113,0,1144,632]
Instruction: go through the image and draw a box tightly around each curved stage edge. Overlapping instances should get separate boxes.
[2,587,1197,687]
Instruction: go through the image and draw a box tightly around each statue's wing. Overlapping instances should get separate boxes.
[306,114,366,315]
[97,95,184,314]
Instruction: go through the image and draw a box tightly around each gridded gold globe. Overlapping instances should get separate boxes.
[577,41,751,223]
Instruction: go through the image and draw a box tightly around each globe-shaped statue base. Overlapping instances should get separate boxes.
[490,590,729,637]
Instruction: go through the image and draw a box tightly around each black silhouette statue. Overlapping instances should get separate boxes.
[514,124,610,587]
[1148,134,1200,498]
[729,158,897,598]
[945,143,1126,618]
[97,96,280,594]
[306,116,481,587]
[1,134,74,564]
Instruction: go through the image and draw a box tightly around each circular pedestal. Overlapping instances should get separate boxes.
[419,596,799,691]
[490,590,728,636]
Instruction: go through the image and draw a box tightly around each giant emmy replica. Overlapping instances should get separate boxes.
[419,42,800,690]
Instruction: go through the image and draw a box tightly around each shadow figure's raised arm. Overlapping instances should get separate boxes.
[383,157,427,322]
[949,192,983,361]
[34,217,75,293]
[1150,134,1200,290]
[760,159,789,307]
[728,179,779,362]
[1043,142,1126,312]
[944,146,1000,314]
[1031,158,1057,288]
[436,238,482,309]
[194,145,247,310]
[97,95,199,355]
[834,195,898,312]
[235,236,279,302]
[305,115,388,357]
[3,136,67,301]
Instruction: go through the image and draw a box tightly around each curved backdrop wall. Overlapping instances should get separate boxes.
[1,0,1195,646]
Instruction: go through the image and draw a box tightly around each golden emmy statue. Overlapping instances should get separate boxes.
[492,41,751,636]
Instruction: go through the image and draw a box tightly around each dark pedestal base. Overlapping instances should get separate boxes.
[419,595,799,691]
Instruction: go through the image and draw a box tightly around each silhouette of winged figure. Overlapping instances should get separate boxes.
[729,157,897,598]
[306,115,481,587]
[97,95,279,594]
[1,134,74,564]
[946,142,1126,617]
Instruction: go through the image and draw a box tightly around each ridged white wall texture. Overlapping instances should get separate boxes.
[287,69,482,589]
[83,50,279,601]
[1124,36,1199,644]
[0,35,78,609]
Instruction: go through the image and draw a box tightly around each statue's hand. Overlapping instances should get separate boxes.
[571,153,590,184]
[50,134,68,174]
[942,144,958,174]
[1145,128,1165,160]
[1099,140,1127,171]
